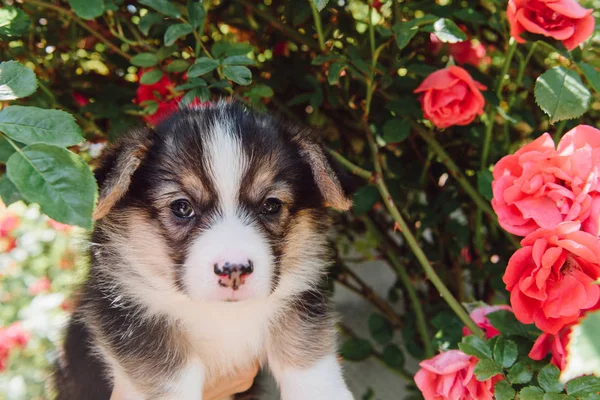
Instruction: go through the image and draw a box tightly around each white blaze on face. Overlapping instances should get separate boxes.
[183,119,274,302]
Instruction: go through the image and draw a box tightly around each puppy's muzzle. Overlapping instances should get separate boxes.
[214,261,254,290]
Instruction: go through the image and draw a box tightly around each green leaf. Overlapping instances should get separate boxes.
[164,23,193,46]
[352,185,379,215]
[166,60,190,73]
[187,0,206,29]
[474,359,503,381]
[453,9,487,24]
[566,376,600,397]
[340,338,373,361]
[156,45,176,61]
[508,362,533,384]
[140,100,159,115]
[0,134,18,162]
[6,144,97,228]
[477,170,493,201]
[392,22,419,50]
[459,335,492,359]
[368,314,394,345]
[495,380,516,400]
[562,310,600,382]
[382,119,410,144]
[520,387,545,400]
[311,54,343,66]
[0,106,84,147]
[0,6,31,38]
[187,57,220,77]
[180,86,209,106]
[428,18,467,43]
[222,66,252,85]
[534,67,590,123]
[138,0,181,18]
[139,69,164,85]
[131,53,159,67]
[328,62,346,85]
[0,61,37,101]
[68,0,104,20]
[543,394,566,400]
[493,338,518,369]
[0,174,23,206]
[311,0,329,12]
[381,344,405,371]
[245,84,274,98]
[487,310,541,340]
[578,62,600,95]
[138,12,163,36]
[538,365,564,393]
[222,56,255,66]
[175,78,207,91]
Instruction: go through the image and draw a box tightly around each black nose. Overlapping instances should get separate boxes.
[213,261,254,290]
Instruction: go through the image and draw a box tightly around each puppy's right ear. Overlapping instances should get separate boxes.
[93,128,153,220]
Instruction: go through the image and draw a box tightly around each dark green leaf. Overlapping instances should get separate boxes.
[459,335,492,359]
[477,170,493,201]
[566,376,600,397]
[578,62,600,95]
[493,338,518,369]
[139,0,181,18]
[6,144,97,228]
[140,100,159,115]
[211,42,253,58]
[131,53,159,67]
[187,0,206,29]
[383,119,410,143]
[453,9,487,24]
[222,56,255,66]
[187,57,220,77]
[138,12,164,36]
[543,394,566,400]
[352,185,379,215]
[538,365,564,393]
[139,69,164,85]
[0,6,31,38]
[222,66,252,85]
[382,344,405,371]
[340,338,373,361]
[487,310,541,340]
[368,314,394,345]
[474,359,503,381]
[0,134,18,162]
[495,380,516,400]
[392,22,419,50]
[175,78,207,91]
[180,89,201,107]
[0,106,84,147]
[0,174,23,206]
[156,45,176,61]
[245,84,273,98]
[328,62,346,85]
[520,387,545,400]
[0,61,37,101]
[427,18,467,43]
[68,0,104,20]
[311,54,343,66]
[166,60,190,73]
[164,23,193,46]
[508,362,533,384]
[534,67,590,123]
[311,0,329,12]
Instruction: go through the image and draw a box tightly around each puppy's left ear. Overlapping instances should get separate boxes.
[93,128,153,220]
[296,137,354,211]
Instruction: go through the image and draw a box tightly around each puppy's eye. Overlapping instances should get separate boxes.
[170,199,195,219]
[260,198,283,215]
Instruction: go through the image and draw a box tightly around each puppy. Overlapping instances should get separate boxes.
[53,101,355,400]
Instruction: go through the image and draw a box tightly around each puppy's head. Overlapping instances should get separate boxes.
[93,102,351,303]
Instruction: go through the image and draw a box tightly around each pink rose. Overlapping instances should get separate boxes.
[504,221,600,334]
[415,350,501,400]
[462,305,513,338]
[414,66,486,129]
[492,127,600,237]
[529,324,571,370]
[508,0,595,51]
[429,34,490,67]
[0,322,29,372]
[29,276,51,295]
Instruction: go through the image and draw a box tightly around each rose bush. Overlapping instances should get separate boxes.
[1,0,600,399]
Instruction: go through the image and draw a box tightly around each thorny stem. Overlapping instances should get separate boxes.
[309,1,326,51]
[26,0,131,61]
[363,217,434,357]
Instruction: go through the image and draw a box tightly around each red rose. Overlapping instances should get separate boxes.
[0,322,29,372]
[415,350,502,400]
[72,92,89,107]
[529,324,571,370]
[414,66,486,129]
[504,221,600,334]
[492,127,600,237]
[462,305,513,339]
[507,0,595,51]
